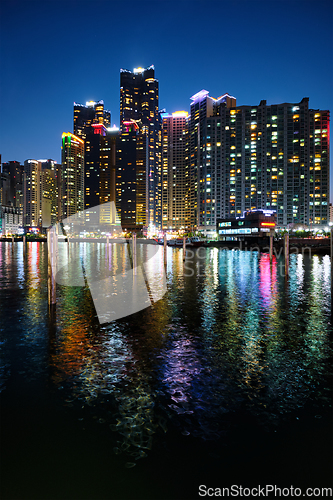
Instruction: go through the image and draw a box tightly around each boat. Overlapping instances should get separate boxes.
[167,238,183,247]
[186,237,204,247]
[167,237,204,248]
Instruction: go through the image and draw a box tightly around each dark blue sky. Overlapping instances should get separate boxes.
[0,0,332,193]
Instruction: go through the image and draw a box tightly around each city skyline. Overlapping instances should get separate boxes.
[0,0,332,193]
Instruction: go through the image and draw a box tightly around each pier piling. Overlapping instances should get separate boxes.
[132,233,137,275]
[183,236,186,261]
[164,234,167,265]
[47,228,57,306]
[284,233,289,276]
[330,228,333,325]
[269,230,273,262]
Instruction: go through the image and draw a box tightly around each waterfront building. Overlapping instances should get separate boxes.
[0,205,23,236]
[161,111,190,231]
[99,127,119,228]
[74,100,111,211]
[39,161,57,227]
[116,120,142,230]
[217,209,276,242]
[329,203,333,225]
[23,159,39,228]
[119,66,161,230]
[188,91,236,235]
[1,161,24,214]
[61,133,84,220]
[0,171,11,207]
[23,159,57,230]
[189,92,329,234]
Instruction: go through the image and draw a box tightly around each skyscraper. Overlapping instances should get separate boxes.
[74,100,111,140]
[99,127,119,227]
[23,159,39,227]
[74,100,111,211]
[61,133,84,220]
[189,91,329,233]
[161,111,190,231]
[39,161,57,227]
[189,91,236,235]
[2,161,24,214]
[119,66,161,230]
[23,159,57,229]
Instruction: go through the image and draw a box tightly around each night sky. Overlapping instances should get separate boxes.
[0,0,332,195]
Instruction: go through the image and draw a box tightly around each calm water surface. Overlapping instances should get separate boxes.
[0,242,332,499]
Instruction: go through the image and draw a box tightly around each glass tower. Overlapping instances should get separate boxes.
[119,66,161,230]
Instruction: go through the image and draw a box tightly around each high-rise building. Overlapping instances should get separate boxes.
[2,161,24,213]
[74,100,111,211]
[74,100,111,140]
[116,121,138,230]
[61,133,84,220]
[119,66,161,230]
[189,91,236,235]
[39,161,57,227]
[0,171,11,207]
[99,127,119,227]
[23,159,40,227]
[161,111,190,231]
[23,159,57,229]
[189,91,329,233]
[0,206,22,236]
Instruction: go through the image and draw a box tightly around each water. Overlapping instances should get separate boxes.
[0,242,332,499]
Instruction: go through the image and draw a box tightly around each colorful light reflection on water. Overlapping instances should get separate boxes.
[0,242,332,474]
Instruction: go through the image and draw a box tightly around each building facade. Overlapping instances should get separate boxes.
[189,92,329,233]
[74,100,111,211]
[99,128,119,228]
[119,66,161,230]
[161,111,190,231]
[74,100,111,140]
[1,161,24,214]
[0,206,23,236]
[23,159,57,229]
[23,159,40,227]
[217,209,276,241]
[61,133,84,220]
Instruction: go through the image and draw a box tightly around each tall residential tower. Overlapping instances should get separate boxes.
[119,66,161,230]
[61,133,84,220]
[189,91,329,233]
[161,111,190,231]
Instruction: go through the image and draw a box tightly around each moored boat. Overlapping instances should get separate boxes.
[167,237,204,248]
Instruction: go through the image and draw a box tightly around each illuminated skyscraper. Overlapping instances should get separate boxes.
[161,111,190,231]
[39,160,57,227]
[23,159,39,227]
[190,91,329,233]
[74,100,111,140]
[61,133,84,220]
[23,159,57,229]
[99,127,119,227]
[1,161,24,213]
[74,100,111,211]
[119,66,161,230]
